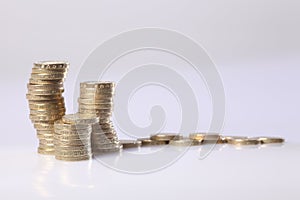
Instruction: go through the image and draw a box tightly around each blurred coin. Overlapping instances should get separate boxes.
[252,137,285,144]
[227,138,260,145]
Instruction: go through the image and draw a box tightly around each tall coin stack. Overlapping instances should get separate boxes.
[78,81,122,153]
[53,114,97,161]
[26,61,69,155]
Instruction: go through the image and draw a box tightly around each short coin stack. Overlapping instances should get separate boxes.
[78,81,122,153]
[54,115,95,161]
[26,61,69,155]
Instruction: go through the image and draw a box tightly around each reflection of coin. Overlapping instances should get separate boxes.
[252,137,285,144]
[150,133,182,142]
[227,138,259,145]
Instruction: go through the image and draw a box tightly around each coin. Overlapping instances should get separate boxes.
[169,138,202,146]
[33,61,69,69]
[80,81,114,89]
[252,137,285,144]
[31,67,67,74]
[26,94,63,101]
[78,98,113,104]
[55,149,91,156]
[227,138,260,145]
[137,138,168,146]
[54,120,91,130]
[38,147,55,155]
[119,140,142,148]
[78,103,113,110]
[30,73,66,80]
[55,155,91,161]
[62,113,99,124]
[150,133,183,142]
[221,136,248,144]
[27,83,63,89]
[29,78,64,85]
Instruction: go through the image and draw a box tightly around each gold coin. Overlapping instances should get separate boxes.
[80,81,114,89]
[37,133,54,140]
[55,149,91,156]
[169,138,202,146]
[54,120,91,130]
[150,133,183,142]
[29,78,64,85]
[80,88,114,93]
[119,140,142,148]
[38,147,55,155]
[62,113,99,124]
[78,107,112,114]
[30,109,65,115]
[34,123,55,130]
[137,138,168,146]
[55,139,90,146]
[221,136,248,143]
[55,145,91,151]
[227,138,260,145]
[31,67,68,74]
[30,114,63,121]
[28,103,65,110]
[55,155,91,161]
[26,94,63,101]
[79,94,113,100]
[27,83,64,90]
[78,98,113,104]
[93,146,122,153]
[189,133,205,141]
[78,103,113,110]
[39,139,55,145]
[54,128,92,135]
[252,137,285,144]
[28,88,64,95]
[54,134,90,141]
[33,61,69,69]
[31,73,66,80]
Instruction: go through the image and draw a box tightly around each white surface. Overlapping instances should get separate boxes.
[1,143,300,200]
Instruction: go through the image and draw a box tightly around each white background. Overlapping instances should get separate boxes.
[0,1,300,199]
[1,0,299,146]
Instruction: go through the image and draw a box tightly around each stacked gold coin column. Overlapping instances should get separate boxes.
[78,81,122,153]
[54,119,93,161]
[26,61,69,155]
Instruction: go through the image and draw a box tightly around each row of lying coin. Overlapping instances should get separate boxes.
[119,133,285,148]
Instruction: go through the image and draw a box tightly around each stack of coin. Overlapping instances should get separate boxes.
[54,119,92,161]
[26,61,69,155]
[78,81,122,153]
